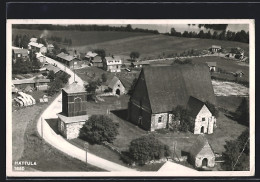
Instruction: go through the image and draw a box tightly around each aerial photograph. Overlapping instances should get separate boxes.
[7,20,253,176]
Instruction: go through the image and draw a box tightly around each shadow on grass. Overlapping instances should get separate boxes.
[45,118,60,134]
[111,109,128,121]
[224,113,249,127]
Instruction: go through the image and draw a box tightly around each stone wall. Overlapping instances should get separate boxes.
[65,121,85,140]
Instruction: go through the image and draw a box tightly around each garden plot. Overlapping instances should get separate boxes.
[212,80,249,97]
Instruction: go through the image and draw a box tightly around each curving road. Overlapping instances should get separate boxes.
[37,56,136,171]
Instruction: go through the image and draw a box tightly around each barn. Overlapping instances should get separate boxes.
[189,135,215,168]
[56,52,82,68]
[128,64,216,132]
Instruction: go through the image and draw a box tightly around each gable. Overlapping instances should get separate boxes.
[131,70,151,111]
[197,142,215,157]
[197,105,212,118]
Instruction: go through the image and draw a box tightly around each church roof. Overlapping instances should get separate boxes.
[63,82,86,94]
[189,135,214,157]
[140,64,216,113]
[186,96,206,118]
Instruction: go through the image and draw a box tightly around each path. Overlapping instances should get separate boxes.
[37,55,136,171]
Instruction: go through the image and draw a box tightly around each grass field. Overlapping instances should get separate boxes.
[12,29,152,47]
[73,34,249,60]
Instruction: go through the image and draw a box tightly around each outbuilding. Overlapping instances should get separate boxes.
[206,62,217,72]
[189,135,215,168]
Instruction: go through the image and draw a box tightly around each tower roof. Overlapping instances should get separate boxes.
[63,82,86,94]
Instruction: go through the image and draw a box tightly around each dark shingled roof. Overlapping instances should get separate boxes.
[63,82,86,94]
[142,64,216,113]
[189,135,214,157]
[186,96,206,118]
[108,76,120,89]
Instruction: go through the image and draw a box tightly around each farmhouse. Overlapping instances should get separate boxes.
[189,135,215,168]
[12,49,29,62]
[229,47,245,59]
[56,52,82,68]
[57,82,88,140]
[103,56,122,72]
[85,51,98,61]
[211,45,221,53]
[128,64,216,132]
[28,42,47,54]
[91,56,103,67]
[206,62,217,72]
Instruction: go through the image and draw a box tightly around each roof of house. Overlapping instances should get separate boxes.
[212,45,221,49]
[158,161,198,173]
[118,76,133,91]
[45,64,62,74]
[85,51,98,58]
[139,64,216,113]
[47,44,54,48]
[57,112,89,124]
[63,82,86,94]
[206,62,217,67]
[92,55,103,63]
[108,76,120,89]
[30,38,37,42]
[189,135,214,157]
[186,96,206,118]
[35,79,51,83]
[28,42,45,48]
[105,56,122,65]
[12,79,35,85]
[57,52,79,62]
[13,49,28,56]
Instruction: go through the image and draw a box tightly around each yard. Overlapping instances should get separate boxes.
[12,92,103,172]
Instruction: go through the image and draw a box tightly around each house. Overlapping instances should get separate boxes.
[28,42,47,54]
[47,44,54,52]
[131,60,151,68]
[235,70,244,77]
[30,38,37,43]
[210,45,221,53]
[91,56,103,67]
[103,56,122,72]
[56,52,82,68]
[108,76,126,96]
[57,82,89,140]
[228,47,245,59]
[206,62,217,72]
[12,49,29,62]
[43,64,63,75]
[187,96,216,134]
[36,52,46,63]
[12,79,50,91]
[128,64,216,132]
[85,51,98,61]
[189,135,215,168]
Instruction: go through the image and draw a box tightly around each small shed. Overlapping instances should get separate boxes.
[211,45,221,53]
[206,62,217,72]
[189,135,215,168]
[108,76,126,96]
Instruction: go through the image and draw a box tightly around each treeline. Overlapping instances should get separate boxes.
[49,36,72,45]
[198,24,228,30]
[13,24,159,34]
[169,28,249,43]
[13,34,30,48]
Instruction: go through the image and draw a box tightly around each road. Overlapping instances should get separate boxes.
[37,56,136,172]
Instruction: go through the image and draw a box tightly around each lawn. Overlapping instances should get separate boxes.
[12,92,103,172]
[73,34,249,60]
[12,29,152,47]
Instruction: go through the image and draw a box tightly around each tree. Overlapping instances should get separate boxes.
[130,51,140,61]
[47,70,55,81]
[101,73,107,83]
[47,78,63,96]
[85,80,101,100]
[128,134,171,165]
[93,49,106,59]
[222,128,249,171]
[79,115,119,144]
[235,98,249,125]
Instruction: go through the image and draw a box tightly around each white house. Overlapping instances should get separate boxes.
[28,42,47,54]
[103,56,122,72]
[186,96,216,134]
[211,45,221,53]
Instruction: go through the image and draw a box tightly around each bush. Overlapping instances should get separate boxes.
[79,115,119,144]
[128,134,171,165]
[171,106,194,133]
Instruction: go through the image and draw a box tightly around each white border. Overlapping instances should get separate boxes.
[6,19,255,177]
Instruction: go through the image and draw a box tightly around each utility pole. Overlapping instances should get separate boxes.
[84,142,89,165]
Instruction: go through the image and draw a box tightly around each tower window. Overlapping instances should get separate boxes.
[158,116,162,123]
[202,117,205,121]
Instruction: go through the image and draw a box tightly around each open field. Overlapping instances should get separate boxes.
[12,93,103,171]
[216,96,243,113]
[73,34,249,60]
[12,29,152,48]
